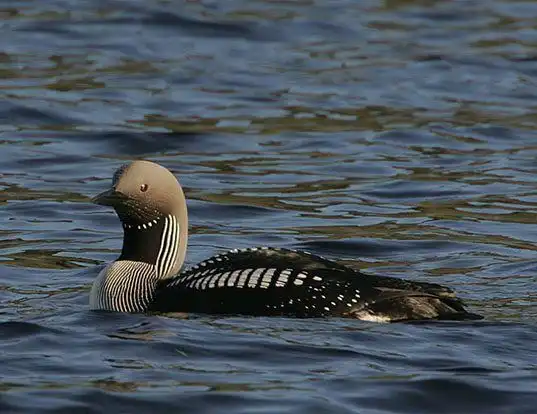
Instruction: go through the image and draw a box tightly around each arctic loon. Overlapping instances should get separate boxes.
[90,160,481,322]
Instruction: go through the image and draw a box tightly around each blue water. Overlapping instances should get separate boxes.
[2,0,537,412]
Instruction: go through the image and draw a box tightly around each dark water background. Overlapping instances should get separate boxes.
[2,0,537,412]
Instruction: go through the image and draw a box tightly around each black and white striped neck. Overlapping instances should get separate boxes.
[119,213,182,279]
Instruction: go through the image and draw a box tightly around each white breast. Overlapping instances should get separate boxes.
[90,260,157,312]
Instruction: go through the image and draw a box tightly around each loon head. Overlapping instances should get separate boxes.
[93,160,188,278]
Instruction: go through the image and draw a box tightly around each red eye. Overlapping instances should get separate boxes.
[140,184,148,192]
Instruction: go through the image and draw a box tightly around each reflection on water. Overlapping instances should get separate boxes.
[2,0,537,412]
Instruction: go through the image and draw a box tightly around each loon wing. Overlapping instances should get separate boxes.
[150,247,480,322]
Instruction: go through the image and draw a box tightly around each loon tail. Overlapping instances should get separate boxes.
[346,277,482,322]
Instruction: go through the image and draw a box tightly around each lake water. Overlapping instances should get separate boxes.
[1,0,537,412]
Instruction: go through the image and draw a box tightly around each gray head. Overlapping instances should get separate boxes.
[93,160,188,278]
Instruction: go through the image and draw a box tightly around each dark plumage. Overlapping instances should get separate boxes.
[152,247,481,322]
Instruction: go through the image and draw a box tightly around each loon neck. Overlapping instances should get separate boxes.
[118,212,188,279]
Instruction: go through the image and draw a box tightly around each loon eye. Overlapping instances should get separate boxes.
[140,184,148,192]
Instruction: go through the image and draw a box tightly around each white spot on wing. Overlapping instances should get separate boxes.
[217,271,231,287]
[237,269,253,288]
[208,273,222,288]
[227,269,243,287]
[195,277,207,290]
[260,268,276,289]
[276,269,292,287]
[248,268,265,288]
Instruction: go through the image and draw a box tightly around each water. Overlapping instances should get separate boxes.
[1,0,537,412]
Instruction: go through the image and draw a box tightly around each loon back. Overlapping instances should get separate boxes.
[90,160,482,322]
[152,247,480,322]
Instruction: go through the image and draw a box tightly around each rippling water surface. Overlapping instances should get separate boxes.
[2,0,537,412]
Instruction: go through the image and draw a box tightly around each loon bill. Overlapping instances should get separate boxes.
[89,160,482,322]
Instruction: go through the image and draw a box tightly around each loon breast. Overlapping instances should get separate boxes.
[150,247,480,322]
